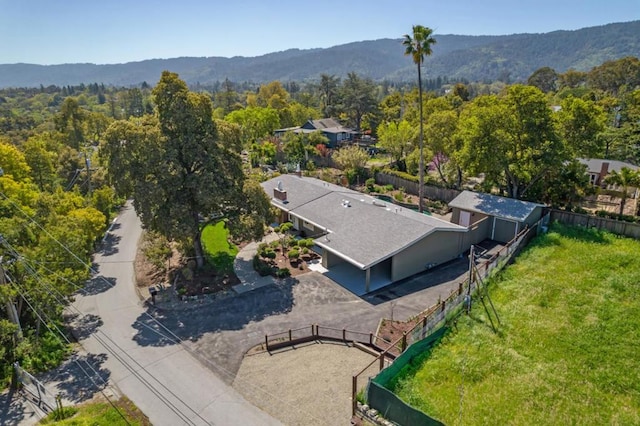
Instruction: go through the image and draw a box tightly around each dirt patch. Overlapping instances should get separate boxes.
[233,341,378,426]
[269,249,320,277]
[134,233,239,299]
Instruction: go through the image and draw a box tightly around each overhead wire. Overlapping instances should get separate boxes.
[2,240,209,426]
[1,191,330,425]
[3,272,131,425]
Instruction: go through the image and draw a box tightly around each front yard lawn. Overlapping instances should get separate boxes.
[201,220,238,275]
[388,224,640,425]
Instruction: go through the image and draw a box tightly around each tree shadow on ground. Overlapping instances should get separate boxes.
[206,252,236,275]
[39,353,110,404]
[0,389,39,426]
[98,223,122,256]
[81,276,116,296]
[65,312,103,341]
[131,278,296,347]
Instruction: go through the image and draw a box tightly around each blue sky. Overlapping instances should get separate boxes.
[1,0,638,65]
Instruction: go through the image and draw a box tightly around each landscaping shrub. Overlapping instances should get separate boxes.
[253,255,274,276]
[394,188,405,202]
[298,238,315,249]
[288,248,300,260]
[365,177,376,192]
[263,249,276,260]
[595,210,640,223]
[275,267,291,278]
[382,168,419,183]
[142,232,172,272]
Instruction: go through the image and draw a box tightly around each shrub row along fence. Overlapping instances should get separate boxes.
[355,214,547,424]
[551,209,640,239]
[374,172,462,203]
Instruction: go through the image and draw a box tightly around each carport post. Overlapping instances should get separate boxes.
[365,268,371,293]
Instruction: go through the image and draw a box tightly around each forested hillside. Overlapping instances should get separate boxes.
[0,21,638,88]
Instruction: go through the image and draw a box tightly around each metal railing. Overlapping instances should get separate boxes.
[263,324,382,353]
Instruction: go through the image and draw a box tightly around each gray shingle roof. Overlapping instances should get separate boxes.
[261,175,466,269]
[448,190,544,223]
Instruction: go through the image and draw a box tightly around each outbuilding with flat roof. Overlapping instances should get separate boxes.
[449,190,545,243]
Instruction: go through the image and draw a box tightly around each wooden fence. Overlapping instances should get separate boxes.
[551,209,640,239]
[264,324,389,355]
[375,173,461,203]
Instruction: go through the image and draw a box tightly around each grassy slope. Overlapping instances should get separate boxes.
[40,397,150,425]
[390,224,640,425]
[200,221,238,274]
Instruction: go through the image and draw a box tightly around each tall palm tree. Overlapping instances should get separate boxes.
[605,167,640,215]
[403,25,436,213]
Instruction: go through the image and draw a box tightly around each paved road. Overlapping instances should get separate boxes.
[72,202,281,426]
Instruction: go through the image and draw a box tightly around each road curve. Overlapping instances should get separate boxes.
[73,201,281,426]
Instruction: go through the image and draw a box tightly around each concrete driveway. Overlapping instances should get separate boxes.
[142,256,470,380]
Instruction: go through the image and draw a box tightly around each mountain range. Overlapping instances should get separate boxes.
[1,20,639,88]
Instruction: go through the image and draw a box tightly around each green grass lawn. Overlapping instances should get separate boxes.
[201,220,238,274]
[40,397,150,425]
[389,224,640,425]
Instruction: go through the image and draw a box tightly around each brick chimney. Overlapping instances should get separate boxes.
[598,162,609,186]
[273,180,287,201]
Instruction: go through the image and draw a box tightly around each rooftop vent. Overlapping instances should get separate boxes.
[341,199,351,208]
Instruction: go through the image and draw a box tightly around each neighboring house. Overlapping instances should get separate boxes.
[274,118,358,148]
[449,190,545,244]
[261,174,467,295]
[578,158,640,187]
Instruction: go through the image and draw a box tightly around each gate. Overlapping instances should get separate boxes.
[14,362,56,412]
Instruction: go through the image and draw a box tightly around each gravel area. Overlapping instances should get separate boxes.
[233,341,380,426]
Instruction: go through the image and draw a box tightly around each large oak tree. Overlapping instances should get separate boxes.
[104,72,252,269]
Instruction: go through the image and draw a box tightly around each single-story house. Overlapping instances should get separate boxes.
[578,158,640,186]
[261,174,467,295]
[449,190,545,243]
[274,118,358,148]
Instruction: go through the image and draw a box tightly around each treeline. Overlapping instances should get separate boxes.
[1,56,639,386]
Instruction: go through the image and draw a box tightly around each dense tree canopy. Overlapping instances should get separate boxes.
[459,85,563,199]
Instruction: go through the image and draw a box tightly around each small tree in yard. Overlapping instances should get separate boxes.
[273,222,293,258]
[605,167,640,215]
[333,145,369,184]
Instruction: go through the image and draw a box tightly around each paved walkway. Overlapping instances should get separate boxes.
[232,231,279,294]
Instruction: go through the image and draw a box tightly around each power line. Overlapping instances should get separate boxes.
[2,242,209,426]
[4,272,130,425]
[1,192,329,425]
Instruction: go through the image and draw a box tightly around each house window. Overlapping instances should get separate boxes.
[337,133,343,141]
[589,174,598,185]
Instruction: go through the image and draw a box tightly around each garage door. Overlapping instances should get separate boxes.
[493,218,517,243]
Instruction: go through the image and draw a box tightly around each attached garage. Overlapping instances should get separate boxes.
[262,175,468,295]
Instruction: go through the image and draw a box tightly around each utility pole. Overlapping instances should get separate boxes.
[84,151,92,196]
[0,255,23,342]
